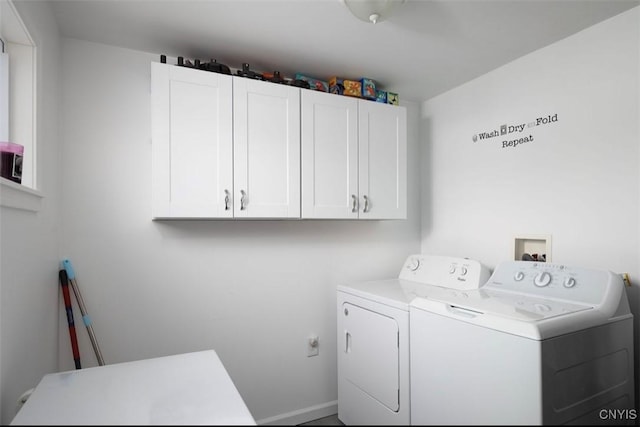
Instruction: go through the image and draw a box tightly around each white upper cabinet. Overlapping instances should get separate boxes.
[358,100,407,220]
[151,63,300,219]
[233,78,300,218]
[301,90,358,218]
[152,61,405,220]
[302,91,407,219]
[151,62,233,219]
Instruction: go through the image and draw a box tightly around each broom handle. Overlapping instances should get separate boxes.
[63,259,105,366]
[59,269,81,369]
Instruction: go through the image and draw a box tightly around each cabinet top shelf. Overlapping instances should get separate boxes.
[151,60,403,107]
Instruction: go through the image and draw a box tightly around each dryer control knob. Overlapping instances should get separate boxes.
[534,272,552,287]
[563,277,576,288]
[514,271,525,281]
[449,264,456,274]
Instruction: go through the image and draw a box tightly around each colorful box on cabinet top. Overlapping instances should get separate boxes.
[295,73,328,92]
[328,76,344,95]
[387,92,399,105]
[343,80,361,97]
[329,76,361,97]
[329,76,399,104]
[375,90,387,103]
[360,78,376,100]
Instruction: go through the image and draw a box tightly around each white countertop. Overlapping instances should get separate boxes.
[11,350,256,425]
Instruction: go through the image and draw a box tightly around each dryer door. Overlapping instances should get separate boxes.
[341,302,399,411]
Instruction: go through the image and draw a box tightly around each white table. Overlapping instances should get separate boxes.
[11,350,256,425]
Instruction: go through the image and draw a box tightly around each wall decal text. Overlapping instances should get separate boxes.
[472,113,558,148]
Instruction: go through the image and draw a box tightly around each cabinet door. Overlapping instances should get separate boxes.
[301,91,358,219]
[358,101,407,219]
[151,63,233,219]
[233,77,300,218]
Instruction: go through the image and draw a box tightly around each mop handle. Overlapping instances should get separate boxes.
[59,269,81,369]
[63,259,106,366]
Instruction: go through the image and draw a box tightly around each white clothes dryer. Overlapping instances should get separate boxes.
[410,260,635,425]
[337,254,491,425]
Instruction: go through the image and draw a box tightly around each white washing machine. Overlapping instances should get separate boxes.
[337,254,491,425]
[410,260,635,425]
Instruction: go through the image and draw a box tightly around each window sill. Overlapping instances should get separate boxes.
[0,178,43,212]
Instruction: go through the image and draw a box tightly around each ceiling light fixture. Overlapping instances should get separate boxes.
[342,0,406,25]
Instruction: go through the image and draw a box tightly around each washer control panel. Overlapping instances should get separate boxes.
[399,254,491,291]
[486,261,616,305]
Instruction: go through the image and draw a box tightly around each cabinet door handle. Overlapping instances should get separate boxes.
[363,195,370,213]
[240,190,247,210]
[224,189,230,210]
[351,195,358,213]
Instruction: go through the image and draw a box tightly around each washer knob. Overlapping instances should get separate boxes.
[407,258,420,271]
[563,277,576,288]
[514,271,525,281]
[534,303,551,312]
[460,266,468,276]
[534,272,552,287]
[449,264,456,274]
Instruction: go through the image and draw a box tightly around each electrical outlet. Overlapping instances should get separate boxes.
[307,335,319,357]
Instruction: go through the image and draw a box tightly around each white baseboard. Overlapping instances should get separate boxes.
[256,400,338,426]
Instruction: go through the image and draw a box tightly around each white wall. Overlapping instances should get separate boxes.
[421,6,639,407]
[8,3,636,424]
[0,0,61,424]
[57,38,421,423]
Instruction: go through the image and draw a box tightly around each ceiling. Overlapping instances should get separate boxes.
[45,0,639,102]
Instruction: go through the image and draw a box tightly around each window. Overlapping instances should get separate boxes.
[0,0,40,211]
[1,44,8,141]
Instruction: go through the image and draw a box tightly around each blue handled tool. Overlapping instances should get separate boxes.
[63,259,105,366]
[59,269,81,369]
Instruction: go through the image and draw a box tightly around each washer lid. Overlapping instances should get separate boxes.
[410,288,600,340]
[426,288,592,321]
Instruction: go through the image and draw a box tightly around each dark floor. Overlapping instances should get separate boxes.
[298,414,344,426]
